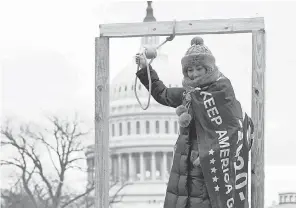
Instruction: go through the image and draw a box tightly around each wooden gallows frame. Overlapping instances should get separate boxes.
[94,7,265,208]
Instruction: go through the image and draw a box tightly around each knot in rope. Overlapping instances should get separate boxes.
[166,20,176,42]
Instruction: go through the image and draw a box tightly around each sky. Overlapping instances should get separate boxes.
[1,0,296,207]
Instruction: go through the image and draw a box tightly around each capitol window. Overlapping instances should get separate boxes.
[122,155,129,181]
[167,152,173,172]
[155,121,159,134]
[86,158,94,183]
[136,121,140,134]
[127,122,131,135]
[146,121,150,134]
[119,86,121,92]
[131,85,134,90]
[119,123,123,136]
[165,121,169,134]
[87,158,94,172]
[125,85,127,91]
[144,153,151,180]
[155,152,162,180]
[111,156,118,182]
[134,153,140,181]
[174,121,178,134]
[138,84,141,90]
[112,124,115,137]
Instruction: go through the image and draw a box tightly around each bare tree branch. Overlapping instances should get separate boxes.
[109,182,131,206]
[1,115,90,208]
[67,165,88,172]
[26,129,61,178]
[21,161,38,208]
[60,183,95,208]
[24,141,55,201]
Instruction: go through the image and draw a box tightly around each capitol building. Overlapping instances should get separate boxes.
[85,2,183,208]
[267,193,296,208]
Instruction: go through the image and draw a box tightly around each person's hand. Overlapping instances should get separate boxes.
[191,150,201,167]
[193,157,200,167]
[135,53,147,69]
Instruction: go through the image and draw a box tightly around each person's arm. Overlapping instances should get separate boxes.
[136,65,185,108]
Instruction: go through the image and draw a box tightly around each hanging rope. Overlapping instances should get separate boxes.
[135,20,176,110]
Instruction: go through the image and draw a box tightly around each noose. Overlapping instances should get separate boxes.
[135,20,176,110]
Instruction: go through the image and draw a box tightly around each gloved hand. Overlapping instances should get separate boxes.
[190,150,200,167]
[135,53,148,69]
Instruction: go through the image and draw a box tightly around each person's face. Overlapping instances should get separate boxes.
[187,65,206,80]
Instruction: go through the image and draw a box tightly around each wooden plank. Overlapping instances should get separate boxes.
[251,30,265,208]
[95,37,110,208]
[100,17,264,38]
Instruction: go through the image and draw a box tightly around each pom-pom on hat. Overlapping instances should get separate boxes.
[181,37,216,77]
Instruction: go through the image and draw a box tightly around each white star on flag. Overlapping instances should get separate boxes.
[209,149,214,155]
[210,158,215,164]
[239,119,243,128]
[214,185,220,192]
[211,167,217,173]
[212,176,218,182]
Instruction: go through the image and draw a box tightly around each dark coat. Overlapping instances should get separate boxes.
[136,66,212,208]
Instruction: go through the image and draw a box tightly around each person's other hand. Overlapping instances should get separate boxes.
[135,53,147,69]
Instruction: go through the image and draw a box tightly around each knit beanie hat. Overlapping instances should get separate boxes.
[181,37,216,77]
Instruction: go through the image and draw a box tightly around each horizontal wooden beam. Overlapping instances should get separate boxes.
[99,17,264,38]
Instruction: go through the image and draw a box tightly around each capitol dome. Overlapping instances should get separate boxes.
[85,2,183,208]
[111,52,182,103]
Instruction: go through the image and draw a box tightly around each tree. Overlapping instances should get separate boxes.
[1,181,37,208]
[0,116,94,208]
[1,180,131,208]
[78,181,131,208]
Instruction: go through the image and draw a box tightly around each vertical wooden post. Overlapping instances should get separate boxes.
[95,37,110,208]
[251,30,265,208]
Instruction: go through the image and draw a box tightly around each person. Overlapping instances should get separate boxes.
[135,36,253,208]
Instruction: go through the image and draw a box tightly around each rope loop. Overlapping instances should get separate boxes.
[134,52,152,110]
[135,19,177,110]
